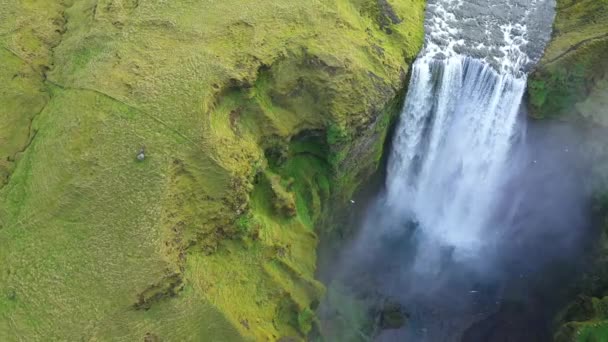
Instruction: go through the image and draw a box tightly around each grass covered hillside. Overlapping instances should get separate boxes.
[0,0,424,340]
[528,0,608,121]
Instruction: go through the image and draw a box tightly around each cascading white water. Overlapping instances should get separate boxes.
[386,57,527,272]
[383,0,555,275]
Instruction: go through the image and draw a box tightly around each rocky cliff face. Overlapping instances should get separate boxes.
[0,0,424,340]
[528,0,608,340]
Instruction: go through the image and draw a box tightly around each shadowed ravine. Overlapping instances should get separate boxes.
[318,0,594,340]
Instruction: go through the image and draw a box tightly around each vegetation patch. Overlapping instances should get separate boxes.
[530,1,608,340]
[0,0,424,340]
[134,273,184,311]
[528,0,608,120]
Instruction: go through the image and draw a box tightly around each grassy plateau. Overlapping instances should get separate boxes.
[0,0,424,340]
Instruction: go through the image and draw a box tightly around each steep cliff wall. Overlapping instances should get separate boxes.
[0,0,425,340]
[528,0,608,340]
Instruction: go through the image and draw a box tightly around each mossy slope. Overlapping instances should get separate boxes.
[0,0,424,340]
[528,0,608,121]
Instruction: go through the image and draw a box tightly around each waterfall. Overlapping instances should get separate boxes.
[385,56,527,272]
[382,0,555,275]
[319,1,568,341]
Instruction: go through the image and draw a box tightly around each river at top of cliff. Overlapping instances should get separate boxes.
[423,0,555,74]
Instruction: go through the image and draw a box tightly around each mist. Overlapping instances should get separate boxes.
[318,103,596,341]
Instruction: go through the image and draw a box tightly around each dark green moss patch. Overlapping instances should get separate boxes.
[134,273,183,311]
[528,40,608,119]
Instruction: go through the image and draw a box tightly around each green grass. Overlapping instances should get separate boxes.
[528,0,608,119]
[577,322,608,342]
[297,307,316,334]
[0,49,48,186]
[0,0,424,340]
[555,297,608,342]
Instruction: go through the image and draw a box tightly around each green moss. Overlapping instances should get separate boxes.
[298,307,316,335]
[235,213,263,238]
[266,172,298,218]
[0,49,48,186]
[327,124,350,146]
[578,323,608,342]
[553,190,608,340]
[331,90,405,206]
[555,297,608,341]
[281,154,332,229]
[88,287,244,341]
[528,0,608,119]
[0,0,424,340]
